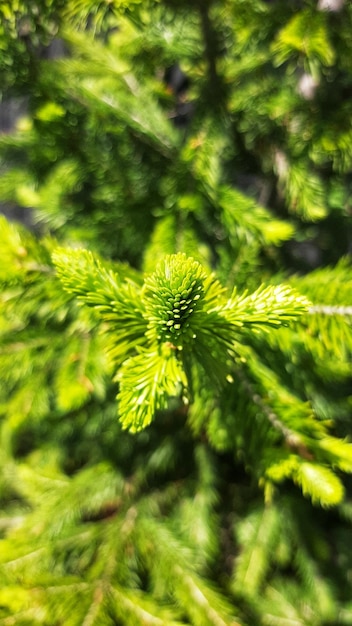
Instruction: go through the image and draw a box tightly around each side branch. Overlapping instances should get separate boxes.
[309,305,352,316]
[236,368,313,460]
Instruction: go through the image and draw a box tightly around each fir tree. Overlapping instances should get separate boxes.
[0,1,352,625]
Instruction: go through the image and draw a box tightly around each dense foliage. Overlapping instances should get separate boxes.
[0,1,352,624]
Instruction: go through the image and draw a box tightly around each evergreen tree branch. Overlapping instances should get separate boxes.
[309,305,352,315]
[235,365,310,456]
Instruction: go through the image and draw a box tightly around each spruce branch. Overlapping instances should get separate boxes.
[289,260,352,359]
[309,305,352,315]
[52,247,148,366]
[54,249,310,432]
[135,517,242,626]
[117,348,188,432]
[235,364,309,454]
[110,585,185,626]
[57,27,180,157]
[232,504,282,599]
[224,284,310,331]
[218,186,295,247]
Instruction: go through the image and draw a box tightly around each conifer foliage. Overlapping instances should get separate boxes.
[0,1,352,625]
